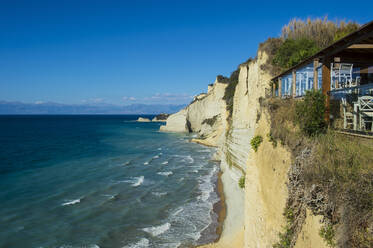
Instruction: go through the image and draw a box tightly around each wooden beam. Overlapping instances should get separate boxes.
[278,77,282,98]
[313,59,319,90]
[333,51,373,63]
[347,44,373,49]
[272,81,276,97]
[322,61,331,123]
[292,70,296,97]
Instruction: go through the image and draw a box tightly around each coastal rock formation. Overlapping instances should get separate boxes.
[162,47,329,248]
[160,78,228,146]
[152,113,169,122]
[137,117,151,122]
[159,108,189,132]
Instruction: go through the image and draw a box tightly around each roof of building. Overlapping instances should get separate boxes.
[272,20,373,81]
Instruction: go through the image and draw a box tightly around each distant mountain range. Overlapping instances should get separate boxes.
[0,101,186,115]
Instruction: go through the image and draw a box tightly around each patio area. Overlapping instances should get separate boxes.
[329,59,373,133]
[271,20,373,134]
[330,89,373,134]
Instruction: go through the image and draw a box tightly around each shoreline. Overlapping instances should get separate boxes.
[214,171,226,242]
[195,168,226,247]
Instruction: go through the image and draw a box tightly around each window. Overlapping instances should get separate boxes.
[281,73,292,97]
[296,63,314,96]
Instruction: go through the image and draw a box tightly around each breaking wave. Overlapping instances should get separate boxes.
[61,198,81,206]
[132,176,144,187]
[157,171,173,176]
[142,222,171,236]
[123,238,149,248]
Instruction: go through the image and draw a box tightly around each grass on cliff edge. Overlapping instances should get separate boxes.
[264,97,373,248]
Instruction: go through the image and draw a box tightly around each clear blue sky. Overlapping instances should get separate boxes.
[1,0,372,105]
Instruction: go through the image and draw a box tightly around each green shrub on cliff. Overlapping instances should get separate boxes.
[273,38,319,69]
[223,68,240,123]
[238,176,245,189]
[319,224,336,247]
[250,135,263,152]
[202,115,218,126]
[295,90,326,136]
[273,207,295,248]
[269,17,360,71]
[267,132,277,148]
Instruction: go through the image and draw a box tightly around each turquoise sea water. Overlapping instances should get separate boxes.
[0,115,219,248]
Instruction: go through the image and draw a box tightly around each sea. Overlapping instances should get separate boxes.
[0,115,220,248]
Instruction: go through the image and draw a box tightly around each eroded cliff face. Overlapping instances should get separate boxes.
[161,49,327,248]
[160,78,228,147]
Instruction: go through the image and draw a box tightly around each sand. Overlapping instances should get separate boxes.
[197,161,245,248]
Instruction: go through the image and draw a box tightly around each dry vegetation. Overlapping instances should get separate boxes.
[259,17,360,71]
[281,17,360,48]
[263,97,373,248]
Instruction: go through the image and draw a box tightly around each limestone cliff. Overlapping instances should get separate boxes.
[160,78,228,147]
[161,48,328,248]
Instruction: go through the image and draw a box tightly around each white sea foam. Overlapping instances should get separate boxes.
[103,194,116,200]
[142,222,171,236]
[167,164,218,244]
[199,166,218,202]
[153,155,159,159]
[186,155,194,163]
[143,161,149,165]
[61,198,81,206]
[132,176,144,187]
[161,161,168,165]
[157,171,173,176]
[157,147,162,150]
[122,238,149,248]
[173,154,194,163]
[152,192,167,197]
[59,244,100,248]
[172,207,184,216]
[123,161,131,166]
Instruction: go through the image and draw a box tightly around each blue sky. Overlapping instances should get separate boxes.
[0,0,372,105]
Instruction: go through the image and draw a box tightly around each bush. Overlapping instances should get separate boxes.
[273,207,295,248]
[304,131,373,247]
[295,90,326,136]
[272,17,360,71]
[251,135,263,152]
[264,96,373,247]
[333,21,360,42]
[238,176,245,189]
[319,224,336,247]
[223,68,240,122]
[216,75,230,84]
[273,38,319,69]
[202,115,219,126]
[264,98,300,150]
[267,132,277,148]
[281,17,360,49]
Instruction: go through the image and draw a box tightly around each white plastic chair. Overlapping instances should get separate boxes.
[339,63,353,88]
[351,76,361,87]
[358,96,373,131]
[341,98,353,129]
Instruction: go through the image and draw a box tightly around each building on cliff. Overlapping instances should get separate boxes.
[271,20,373,134]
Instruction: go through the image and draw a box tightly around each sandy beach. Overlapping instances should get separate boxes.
[197,159,245,248]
